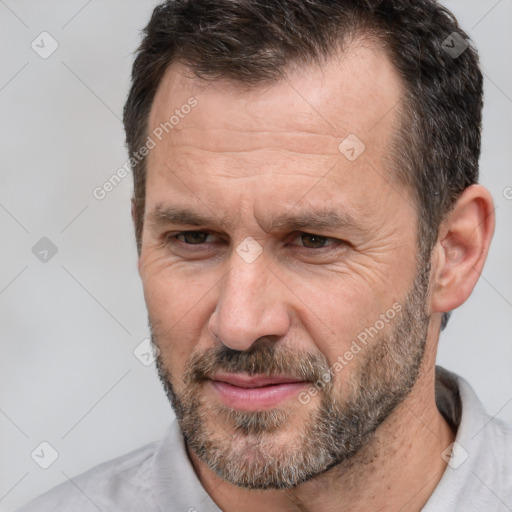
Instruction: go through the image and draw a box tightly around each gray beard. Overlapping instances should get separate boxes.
[153,262,431,489]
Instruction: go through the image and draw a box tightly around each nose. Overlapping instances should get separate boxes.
[208,252,291,351]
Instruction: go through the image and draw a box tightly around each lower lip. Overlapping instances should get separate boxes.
[210,380,308,410]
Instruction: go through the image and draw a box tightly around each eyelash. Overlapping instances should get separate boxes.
[165,230,343,251]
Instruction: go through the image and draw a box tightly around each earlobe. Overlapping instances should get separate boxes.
[431,185,495,315]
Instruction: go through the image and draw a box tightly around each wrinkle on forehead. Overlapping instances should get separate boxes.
[165,128,343,156]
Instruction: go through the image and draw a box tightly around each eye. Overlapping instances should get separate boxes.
[167,230,216,245]
[292,232,341,249]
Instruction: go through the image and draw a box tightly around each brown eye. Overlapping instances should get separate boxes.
[300,233,330,248]
[176,231,211,244]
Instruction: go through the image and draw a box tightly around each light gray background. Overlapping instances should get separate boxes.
[0,1,511,510]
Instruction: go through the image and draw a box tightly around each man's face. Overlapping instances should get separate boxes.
[139,42,432,488]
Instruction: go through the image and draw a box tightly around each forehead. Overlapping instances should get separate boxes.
[144,40,410,224]
[149,40,404,145]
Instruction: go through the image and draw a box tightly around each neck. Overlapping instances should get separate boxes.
[187,364,456,512]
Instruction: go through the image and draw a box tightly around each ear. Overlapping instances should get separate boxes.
[430,185,495,315]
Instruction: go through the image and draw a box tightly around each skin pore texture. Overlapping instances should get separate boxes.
[136,38,495,512]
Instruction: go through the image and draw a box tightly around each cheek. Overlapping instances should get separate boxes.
[141,264,217,374]
[141,253,217,324]
[287,271,399,370]
[143,274,187,327]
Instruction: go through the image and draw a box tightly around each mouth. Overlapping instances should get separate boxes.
[209,373,309,410]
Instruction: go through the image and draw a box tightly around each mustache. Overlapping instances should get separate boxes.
[183,339,331,384]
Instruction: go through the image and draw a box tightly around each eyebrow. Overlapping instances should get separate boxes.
[148,206,215,228]
[268,209,366,234]
[147,204,368,234]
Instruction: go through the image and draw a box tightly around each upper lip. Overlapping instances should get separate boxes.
[211,373,306,388]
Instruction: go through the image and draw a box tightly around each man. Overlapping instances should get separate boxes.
[18,0,511,511]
